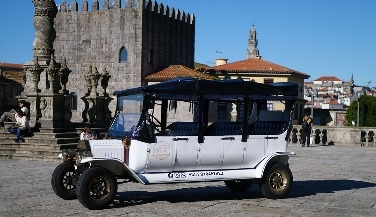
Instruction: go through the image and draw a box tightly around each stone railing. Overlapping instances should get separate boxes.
[291,125,376,147]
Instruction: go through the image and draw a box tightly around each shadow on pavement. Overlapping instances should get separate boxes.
[289,179,376,198]
[111,179,376,209]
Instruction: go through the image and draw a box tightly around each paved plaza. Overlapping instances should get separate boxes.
[0,143,375,217]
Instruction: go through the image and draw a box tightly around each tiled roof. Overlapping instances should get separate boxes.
[144,65,216,81]
[0,62,24,84]
[314,76,341,81]
[0,62,23,70]
[209,58,309,78]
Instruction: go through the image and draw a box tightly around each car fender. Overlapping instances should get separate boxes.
[254,151,295,178]
[80,157,145,184]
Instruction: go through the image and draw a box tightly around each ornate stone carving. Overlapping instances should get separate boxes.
[46,54,60,93]
[58,57,71,94]
[32,0,58,61]
[84,65,93,96]
[101,68,111,96]
[28,57,43,93]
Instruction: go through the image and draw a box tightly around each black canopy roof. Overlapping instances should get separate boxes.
[114,78,298,101]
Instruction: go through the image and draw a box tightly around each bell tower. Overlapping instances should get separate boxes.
[247,25,260,59]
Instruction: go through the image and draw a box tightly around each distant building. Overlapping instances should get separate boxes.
[304,75,356,126]
[0,63,24,112]
[204,25,310,122]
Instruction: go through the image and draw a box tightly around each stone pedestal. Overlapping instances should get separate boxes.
[82,95,113,128]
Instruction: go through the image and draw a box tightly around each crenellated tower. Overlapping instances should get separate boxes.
[54,0,195,122]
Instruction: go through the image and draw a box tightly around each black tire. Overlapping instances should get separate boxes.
[224,179,253,192]
[260,163,293,199]
[76,167,118,210]
[51,162,77,200]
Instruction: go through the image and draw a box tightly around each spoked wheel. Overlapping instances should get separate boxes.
[224,179,253,192]
[260,163,293,199]
[51,161,77,200]
[76,167,118,210]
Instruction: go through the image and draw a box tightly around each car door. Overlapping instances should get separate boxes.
[172,135,199,171]
[196,136,223,170]
[145,137,175,173]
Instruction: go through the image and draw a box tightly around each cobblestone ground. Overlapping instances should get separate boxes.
[1,143,375,217]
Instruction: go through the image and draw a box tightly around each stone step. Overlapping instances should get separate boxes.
[0,131,79,138]
[10,153,61,162]
[0,147,17,155]
[24,137,79,144]
[15,148,61,156]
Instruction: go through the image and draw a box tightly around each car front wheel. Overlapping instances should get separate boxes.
[76,167,118,210]
[260,163,293,199]
[51,161,77,200]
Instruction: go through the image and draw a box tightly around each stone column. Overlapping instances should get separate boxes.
[32,0,58,62]
[23,0,73,131]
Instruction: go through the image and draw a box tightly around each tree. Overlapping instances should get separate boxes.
[345,95,376,127]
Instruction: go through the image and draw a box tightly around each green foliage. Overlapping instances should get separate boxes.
[345,95,376,127]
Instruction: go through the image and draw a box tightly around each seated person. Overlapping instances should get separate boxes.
[80,125,97,140]
[0,100,29,125]
[9,110,30,142]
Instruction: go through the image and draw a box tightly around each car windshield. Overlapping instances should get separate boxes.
[108,94,144,138]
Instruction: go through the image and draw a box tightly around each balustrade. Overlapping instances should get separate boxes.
[290,126,375,147]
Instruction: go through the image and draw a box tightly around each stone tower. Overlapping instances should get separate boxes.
[247,25,260,59]
[53,0,195,122]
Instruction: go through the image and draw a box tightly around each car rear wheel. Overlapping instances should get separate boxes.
[51,161,77,200]
[224,179,253,192]
[76,167,118,210]
[260,163,293,199]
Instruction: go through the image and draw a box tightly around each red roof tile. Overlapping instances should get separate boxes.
[0,62,23,70]
[314,76,341,82]
[145,65,216,81]
[209,58,309,78]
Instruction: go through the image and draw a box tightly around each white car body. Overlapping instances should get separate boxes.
[82,130,294,184]
[52,78,299,210]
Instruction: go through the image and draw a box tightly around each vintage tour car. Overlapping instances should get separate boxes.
[51,78,298,210]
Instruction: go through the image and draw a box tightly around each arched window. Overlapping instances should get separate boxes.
[119,47,128,63]
[148,49,154,64]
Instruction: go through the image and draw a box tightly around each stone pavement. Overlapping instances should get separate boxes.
[0,143,375,217]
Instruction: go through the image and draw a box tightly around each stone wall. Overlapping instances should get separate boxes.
[53,0,195,122]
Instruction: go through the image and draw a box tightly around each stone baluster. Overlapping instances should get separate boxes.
[373,132,376,147]
[311,127,316,145]
[289,129,294,143]
[365,130,369,146]
[230,103,237,122]
[296,128,301,144]
[319,128,324,145]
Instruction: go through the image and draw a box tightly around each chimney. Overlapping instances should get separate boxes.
[215,58,228,66]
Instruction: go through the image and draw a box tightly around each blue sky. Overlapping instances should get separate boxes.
[1,0,375,86]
